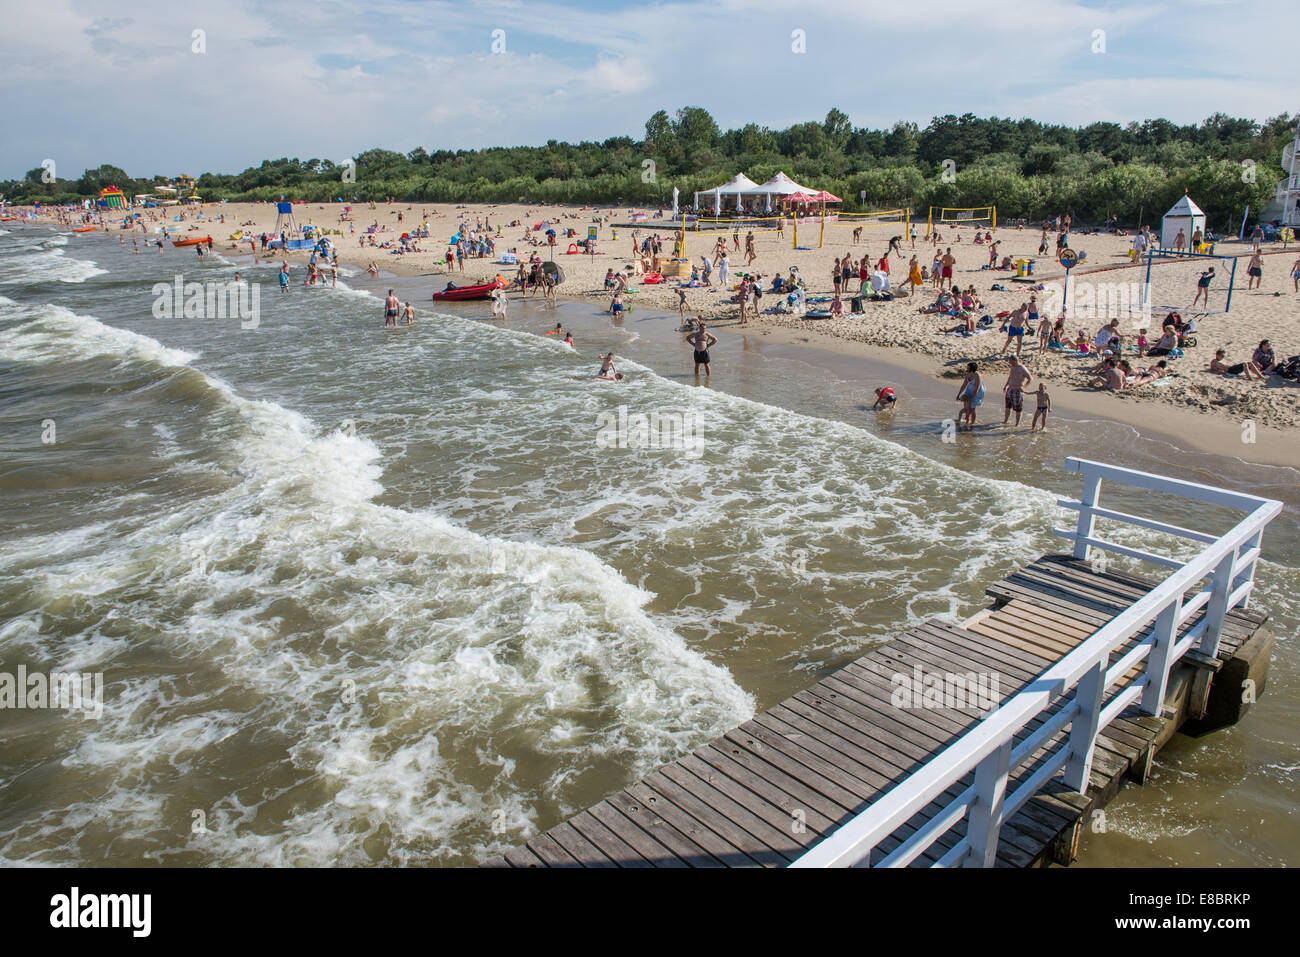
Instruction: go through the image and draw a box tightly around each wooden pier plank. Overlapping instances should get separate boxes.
[492,553,1268,868]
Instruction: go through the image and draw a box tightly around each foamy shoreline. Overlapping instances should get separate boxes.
[29,199,1300,464]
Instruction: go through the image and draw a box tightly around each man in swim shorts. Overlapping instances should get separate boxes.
[1000,303,1029,357]
[1246,251,1263,290]
[384,289,399,326]
[940,248,956,290]
[686,322,718,376]
[1002,355,1033,427]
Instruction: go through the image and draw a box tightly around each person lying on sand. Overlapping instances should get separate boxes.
[1210,349,1263,380]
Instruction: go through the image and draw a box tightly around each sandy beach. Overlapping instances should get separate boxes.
[33,198,1300,464]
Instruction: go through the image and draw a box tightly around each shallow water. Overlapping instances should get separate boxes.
[0,225,1295,866]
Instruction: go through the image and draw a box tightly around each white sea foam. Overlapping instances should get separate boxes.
[0,303,755,866]
[0,247,106,284]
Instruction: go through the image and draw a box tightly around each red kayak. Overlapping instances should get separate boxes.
[172,235,213,247]
[431,278,505,301]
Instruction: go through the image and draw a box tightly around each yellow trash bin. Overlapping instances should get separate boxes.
[1015,258,1028,277]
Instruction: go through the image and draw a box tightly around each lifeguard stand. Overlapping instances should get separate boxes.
[274,201,297,236]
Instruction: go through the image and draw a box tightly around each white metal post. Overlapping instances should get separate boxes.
[1063,660,1105,791]
[965,741,1012,867]
[1198,552,1236,659]
[1074,473,1102,560]
[1231,531,1261,608]
[1140,600,1180,715]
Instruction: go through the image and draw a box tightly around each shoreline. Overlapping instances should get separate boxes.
[715,319,1300,471]
[229,243,1300,473]
[28,201,1300,468]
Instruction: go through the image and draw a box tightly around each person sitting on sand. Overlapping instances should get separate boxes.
[830,295,845,318]
[1210,349,1263,380]
[610,291,625,315]
[946,313,977,334]
[1094,358,1124,391]
[1146,328,1178,357]
[1252,340,1277,374]
[1094,319,1122,354]
[872,386,897,410]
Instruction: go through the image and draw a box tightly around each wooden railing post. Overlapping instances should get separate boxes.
[1197,552,1236,659]
[1140,600,1180,715]
[1073,472,1102,561]
[965,741,1012,867]
[1062,660,1105,792]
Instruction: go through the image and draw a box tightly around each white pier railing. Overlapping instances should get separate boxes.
[792,457,1282,868]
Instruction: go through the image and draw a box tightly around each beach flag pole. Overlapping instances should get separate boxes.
[819,201,826,249]
[792,203,798,250]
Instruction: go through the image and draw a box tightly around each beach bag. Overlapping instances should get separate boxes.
[973,381,986,404]
[1277,356,1300,380]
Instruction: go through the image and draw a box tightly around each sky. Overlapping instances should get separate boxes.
[0,0,1293,181]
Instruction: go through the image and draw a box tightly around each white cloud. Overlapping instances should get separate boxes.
[0,0,1293,180]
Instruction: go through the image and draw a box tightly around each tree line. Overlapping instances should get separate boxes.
[3,108,1292,230]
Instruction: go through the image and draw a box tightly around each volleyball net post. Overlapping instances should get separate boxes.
[1142,246,1238,316]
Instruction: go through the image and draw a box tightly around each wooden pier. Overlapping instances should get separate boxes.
[485,460,1281,869]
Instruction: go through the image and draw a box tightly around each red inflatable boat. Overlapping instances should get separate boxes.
[431,278,506,301]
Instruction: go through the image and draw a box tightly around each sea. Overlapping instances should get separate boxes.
[0,222,1296,867]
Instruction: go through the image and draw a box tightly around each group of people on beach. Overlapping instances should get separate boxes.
[955,358,1052,431]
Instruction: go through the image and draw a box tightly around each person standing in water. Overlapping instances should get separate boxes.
[384,289,399,326]
[402,301,415,324]
[686,322,718,376]
[957,361,983,427]
[1002,354,1033,427]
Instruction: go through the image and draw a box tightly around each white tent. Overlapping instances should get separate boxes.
[1160,193,1206,250]
[747,172,816,212]
[693,174,759,214]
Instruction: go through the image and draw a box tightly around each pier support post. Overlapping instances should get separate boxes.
[1072,475,1102,561]
[966,741,1012,867]
[1140,601,1180,715]
[1063,661,1105,791]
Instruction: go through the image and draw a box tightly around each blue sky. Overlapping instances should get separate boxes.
[0,0,1292,181]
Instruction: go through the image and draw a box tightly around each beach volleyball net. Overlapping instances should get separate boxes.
[926,206,996,237]
[693,214,786,235]
[1142,248,1238,317]
[829,207,911,237]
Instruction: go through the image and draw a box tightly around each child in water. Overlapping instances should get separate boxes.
[1030,384,1051,431]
